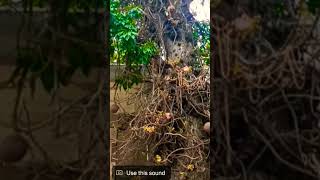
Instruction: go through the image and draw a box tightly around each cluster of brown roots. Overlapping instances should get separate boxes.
[212,6,320,179]
[112,63,210,179]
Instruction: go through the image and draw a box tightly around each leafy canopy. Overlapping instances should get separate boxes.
[110,0,158,90]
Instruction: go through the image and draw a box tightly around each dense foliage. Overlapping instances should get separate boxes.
[3,0,103,94]
[110,0,158,90]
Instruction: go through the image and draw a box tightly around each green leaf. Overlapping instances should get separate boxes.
[40,63,55,93]
[68,45,84,68]
[29,55,44,73]
[59,66,76,86]
[67,45,92,76]
[29,76,37,98]
[110,0,158,90]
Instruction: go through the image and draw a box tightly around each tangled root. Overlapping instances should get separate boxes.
[112,63,210,178]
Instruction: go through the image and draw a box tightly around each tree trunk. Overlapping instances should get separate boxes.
[140,0,195,65]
